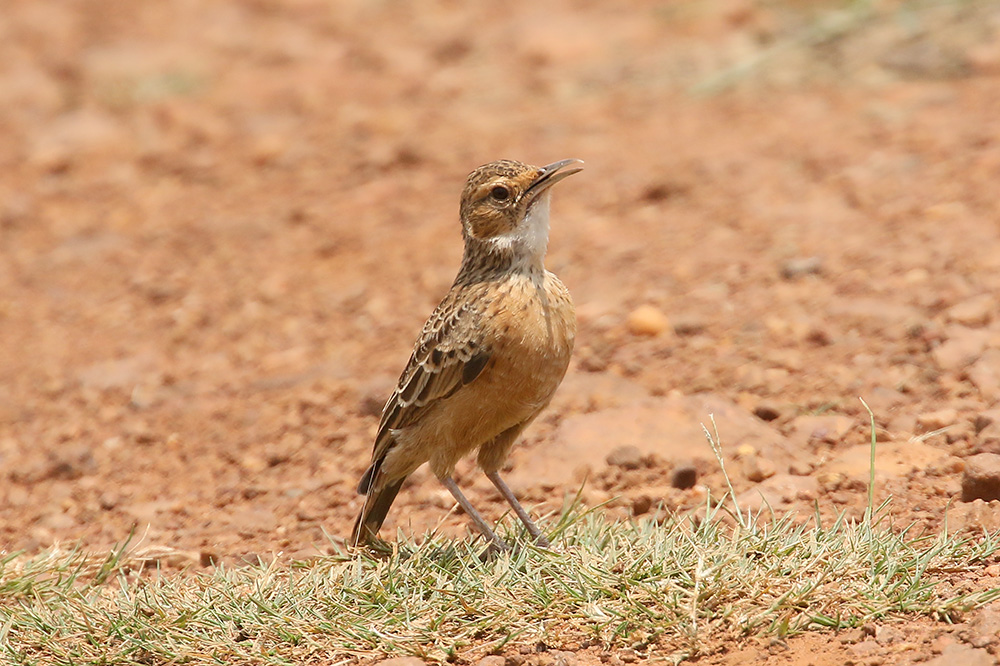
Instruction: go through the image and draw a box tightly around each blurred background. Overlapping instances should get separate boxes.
[2,0,1000,561]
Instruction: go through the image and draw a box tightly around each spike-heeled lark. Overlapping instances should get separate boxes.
[352,158,582,554]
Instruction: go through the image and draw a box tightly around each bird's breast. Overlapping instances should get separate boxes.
[481,270,575,408]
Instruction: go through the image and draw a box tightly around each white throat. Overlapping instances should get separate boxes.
[488,192,551,269]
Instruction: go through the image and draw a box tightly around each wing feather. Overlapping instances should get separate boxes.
[366,294,492,470]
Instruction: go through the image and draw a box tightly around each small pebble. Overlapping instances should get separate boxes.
[973,413,994,435]
[789,460,812,476]
[671,315,706,336]
[671,462,698,489]
[875,625,902,645]
[753,401,782,421]
[780,256,822,279]
[630,495,653,515]
[626,305,670,336]
[606,445,643,470]
[742,455,777,483]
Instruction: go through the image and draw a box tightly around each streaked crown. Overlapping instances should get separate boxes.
[458,159,582,243]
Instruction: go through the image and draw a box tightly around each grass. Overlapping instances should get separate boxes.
[2,411,999,664]
[2,504,998,663]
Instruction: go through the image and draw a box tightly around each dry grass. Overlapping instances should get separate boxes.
[2,496,998,664]
[3,406,998,664]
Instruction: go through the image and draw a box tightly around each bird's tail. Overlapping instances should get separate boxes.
[351,476,405,547]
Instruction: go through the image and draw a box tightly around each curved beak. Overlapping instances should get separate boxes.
[525,158,584,200]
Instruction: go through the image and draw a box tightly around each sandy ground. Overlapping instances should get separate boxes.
[3,0,1000,663]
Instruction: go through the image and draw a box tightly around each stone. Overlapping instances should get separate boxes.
[788,414,854,447]
[671,462,698,489]
[625,305,670,336]
[848,640,878,658]
[923,643,993,666]
[780,256,822,279]
[606,445,643,470]
[969,349,1000,401]
[753,401,782,421]
[671,314,707,336]
[788,460,813,476]
[961,453,1000,502]
[948,500,1000,533]
[931,327,990,372]
[630,495,653,515]
[946,294,994,327]
[474,657,505,666]
[967,603,1000,648]
[551,651,577,666]
[862,386,906,415]
[916,408,959,433]
[736,474,819,513]
[825,441,950,483]
[874,625,902,645]
[974,411,1000,435]
[742,455,776,482]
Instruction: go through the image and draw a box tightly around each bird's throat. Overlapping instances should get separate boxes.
[458,193,553,282]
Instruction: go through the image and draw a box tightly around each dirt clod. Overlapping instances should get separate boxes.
[606,445,643,470]
[961,454,1000,502]
[925,644,994,666]
[670,462,698,490]
[917,409,960,433]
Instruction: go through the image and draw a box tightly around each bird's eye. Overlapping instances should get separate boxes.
[490,185,510,201]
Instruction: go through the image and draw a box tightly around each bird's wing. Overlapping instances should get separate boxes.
[368,294,491,468]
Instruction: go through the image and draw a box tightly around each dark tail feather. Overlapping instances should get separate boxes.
[351,477,405,547]
[357,461,379,494]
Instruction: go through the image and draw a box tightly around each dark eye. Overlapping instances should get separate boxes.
[490,185,510,201]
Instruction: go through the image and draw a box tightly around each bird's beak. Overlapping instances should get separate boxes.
[525,159,584,200]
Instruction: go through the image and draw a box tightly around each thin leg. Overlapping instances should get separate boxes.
[485,470,551,549]
[440,476,510,553]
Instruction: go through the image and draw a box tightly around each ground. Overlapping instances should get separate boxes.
[3,0,1000,663]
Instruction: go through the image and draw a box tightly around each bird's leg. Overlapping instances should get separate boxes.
[485,470,551,549]
[440,476,510,554]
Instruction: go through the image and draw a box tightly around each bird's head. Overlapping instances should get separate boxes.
[459,159,583,263]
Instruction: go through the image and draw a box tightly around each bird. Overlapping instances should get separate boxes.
[351,158,583,554]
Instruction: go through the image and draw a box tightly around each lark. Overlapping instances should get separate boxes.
[352,158,582,553]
